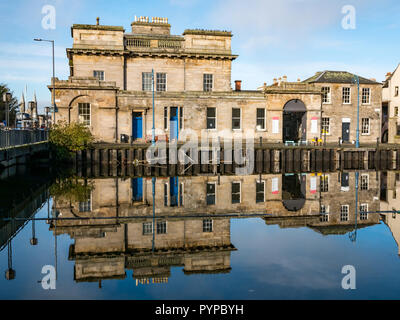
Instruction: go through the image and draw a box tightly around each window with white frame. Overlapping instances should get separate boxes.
[340,205,349,221]
[207,107,216,129]
[232,182,241,204]
[360,174,369,190]
[256,108,266,130]
[320,175,329,192]
[203,219,213,232]
[156,73,166,92]
[256,180,265,203]
[342,87,351,104]
[93,70,104,81]
[78,103,91,126]
[156,221,167,234]
[232,108,241,130]
[362,88,371,104]
[203,74,213,92]
[322,87,331,104]
[143,222,153,235]
[361,118,370,135]
[360,204,368,220]
[320,205,329,222]
[142,72,152,91]
[322,118,330,135]
[206,182,216,205]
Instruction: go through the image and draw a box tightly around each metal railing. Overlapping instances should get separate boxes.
[0,129,49,149]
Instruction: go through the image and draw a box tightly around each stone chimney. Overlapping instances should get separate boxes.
[278,77,282,86]
[235,80,242,91]
[273,78,277,85]
[131,16,170,35]
[386,72,392,81]
[282,75,287,82]
[96,17,100,25]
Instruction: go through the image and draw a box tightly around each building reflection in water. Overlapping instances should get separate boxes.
[46,171,387,285]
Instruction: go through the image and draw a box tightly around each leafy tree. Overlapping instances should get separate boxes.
[49,121,94,160]
[0,84,19,127]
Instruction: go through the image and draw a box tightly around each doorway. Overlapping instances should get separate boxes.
[342,119,350,142]
[132,112,143,141]
[283,100,307,143]
[170,107,178,141]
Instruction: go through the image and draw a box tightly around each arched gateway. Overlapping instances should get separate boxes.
[283,99,307,143]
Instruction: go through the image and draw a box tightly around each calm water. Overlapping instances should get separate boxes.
[1,166,400,299]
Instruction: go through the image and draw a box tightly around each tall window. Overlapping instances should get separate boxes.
[203,219,213,232]
[78,103,91,126]
[143,222,153,235]
[207,107,216,129]
[164,183,168,206]
[79,192,91,212]
[320,175,329,192]
[320,205,329,222]
[342,87,351,104]
[256,109,266,130]
[232,182,241,204]
[164,107,168,130]
[362,88,371,104]
[395,86,399,97]
[156,73,166,92]
[322,87,331,104]
[360,174,369,190]
[142,72,152,91]
[397,124,400,136]
[93,70,104,81]
[232,108,241,130]
[322,117,330,135]
[340,205,349,221]
[157,221,167,234]
[179,107,184,130]
[203,74,213,92]
[206,182,216,205]
[360,204,368,220]
[256,180,265,203]
[361,118,370,135]
[395,107,399,117]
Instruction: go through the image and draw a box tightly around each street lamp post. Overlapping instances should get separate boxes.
[152,69,155,146]
[3,92,12,151]
[34,39,55,126]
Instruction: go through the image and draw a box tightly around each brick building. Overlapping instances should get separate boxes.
[50,16,382,145]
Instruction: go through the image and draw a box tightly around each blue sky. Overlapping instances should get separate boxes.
[0,0,399,113]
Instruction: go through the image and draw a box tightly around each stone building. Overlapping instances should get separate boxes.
[382,65,400,143]
[303,71,382,145]
[50,16,382,145]
[51,171,381,282]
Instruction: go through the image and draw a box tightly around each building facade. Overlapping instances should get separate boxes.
[50,16,382,145]
[382,65,400,144]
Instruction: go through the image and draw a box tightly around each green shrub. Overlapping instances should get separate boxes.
[49,121,94,160]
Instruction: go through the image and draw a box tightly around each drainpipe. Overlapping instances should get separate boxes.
[115,91,119,143]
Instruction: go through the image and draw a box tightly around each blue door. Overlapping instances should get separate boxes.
[132,112,143,140]
[170,177,178,207]
[132,178,143,202]
[170,107,178,141]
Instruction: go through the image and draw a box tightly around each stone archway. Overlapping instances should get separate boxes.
[283,99,307,143]
[282,174,306,212]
